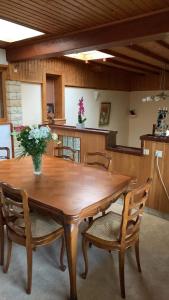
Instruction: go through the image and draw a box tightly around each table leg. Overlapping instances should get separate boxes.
[64,222,79,300]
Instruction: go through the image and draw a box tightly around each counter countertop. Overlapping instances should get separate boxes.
[140,134,169,143]
[49,124,112,135]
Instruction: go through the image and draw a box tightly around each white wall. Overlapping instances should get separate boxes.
[0,49,8,65]
[0,124,12,159]
[65,87,130,145]
[128,90,169,147]
[21,83,42,126]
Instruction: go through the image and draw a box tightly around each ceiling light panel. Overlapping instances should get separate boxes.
[0,19,44,42]
[65,50,114,61]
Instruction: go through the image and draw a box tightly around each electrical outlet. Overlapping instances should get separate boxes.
[155,150,163,158]
[143,148,149,155]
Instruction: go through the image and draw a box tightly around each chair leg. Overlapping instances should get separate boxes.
[3,237,12,273]
[119,250,125,298]
[81,236,89,279]
[135,239,142,273]
[0,225,4,266]
[59,236,66,271]
[26,246,33,294]
[88,218,93,248]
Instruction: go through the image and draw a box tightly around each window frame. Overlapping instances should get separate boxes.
[0,65,7,122]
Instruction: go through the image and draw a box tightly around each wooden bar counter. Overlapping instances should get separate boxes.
[47,126,169,215]
[47,125,117,162]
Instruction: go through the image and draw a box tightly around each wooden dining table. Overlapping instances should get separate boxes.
[0,156,131,300]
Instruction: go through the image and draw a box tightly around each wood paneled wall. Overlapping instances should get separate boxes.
[142,140,169,214]
[7,57,132,90]
[109,141,169,214]
[131,72,169,91]
[6,57,133,121]
[7,57,168,92]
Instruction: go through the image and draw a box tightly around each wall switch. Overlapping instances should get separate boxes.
[155,150,163,158]
[143,148,149,155]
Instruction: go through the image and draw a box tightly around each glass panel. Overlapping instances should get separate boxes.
[74,138,80,151]
[58,135,81,162]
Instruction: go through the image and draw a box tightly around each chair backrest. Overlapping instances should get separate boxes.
[53,146,79,162]
[84,152,112,171]
[119,178,152,244]
[0,182,31,240]
[0,147,10,159]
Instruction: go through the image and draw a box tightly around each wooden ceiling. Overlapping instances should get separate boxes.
[0,0,168,38]
[99,37,169,74]
[1,0,169,75]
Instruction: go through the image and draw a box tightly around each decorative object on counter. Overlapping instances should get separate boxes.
[99,102,111,126]
[142,64,169,102]
[154,107,168,136]
[76,97,86,129]
[47,103,55,124]
[13,125,60,175]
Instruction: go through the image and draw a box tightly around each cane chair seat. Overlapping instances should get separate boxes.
[15,211,62,238]
[86,212,121,242]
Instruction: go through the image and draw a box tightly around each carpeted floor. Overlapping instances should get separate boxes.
[0,203,169,300]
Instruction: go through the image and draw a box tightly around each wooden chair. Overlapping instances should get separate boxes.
[0,182,66,294]
[0,147,10,160]
[84,152,112,171]
[53,146,79,162]
[84,152,112,221]
[81,178,152,298]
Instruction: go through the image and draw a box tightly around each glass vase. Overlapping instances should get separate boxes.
[32,153,42,175]
[76,122,85,129]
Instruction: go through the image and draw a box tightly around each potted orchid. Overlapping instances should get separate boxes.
[76,97,86,129]
[13,125,60,175]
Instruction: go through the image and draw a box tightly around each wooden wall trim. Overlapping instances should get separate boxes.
[0,68,7,122]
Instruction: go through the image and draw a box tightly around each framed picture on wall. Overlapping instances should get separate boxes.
[99,102,111,126]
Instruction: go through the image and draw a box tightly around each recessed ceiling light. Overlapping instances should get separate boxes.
[0,19,44,42]
[65,50,114,61]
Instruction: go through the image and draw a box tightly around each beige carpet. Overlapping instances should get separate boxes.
[0,203,169,300]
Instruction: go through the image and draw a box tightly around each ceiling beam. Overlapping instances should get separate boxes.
[96,58,154,74]
[102,49,161,73]
[128,44,169,65]
[6,8,169,62]
[96,60,145,75]
[156,40,169,50]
